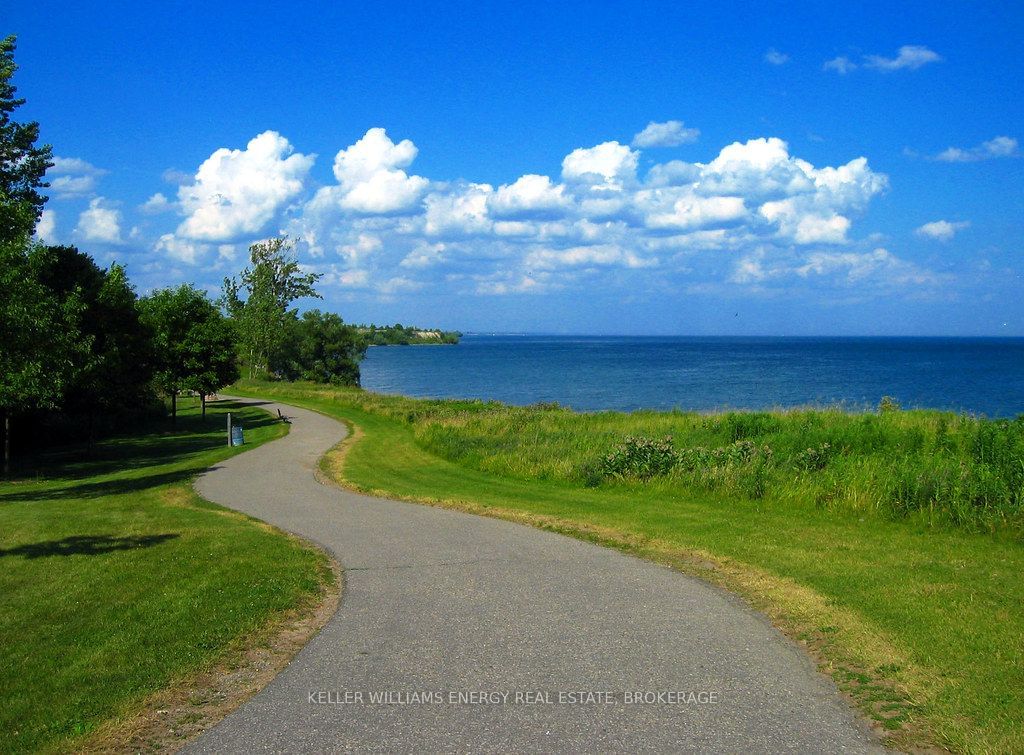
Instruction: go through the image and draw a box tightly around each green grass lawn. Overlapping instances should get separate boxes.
[231,381,1024,754]
[0,399,332,754]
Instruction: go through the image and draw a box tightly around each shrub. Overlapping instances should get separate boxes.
[793,442,835,472]
[677,440,773,471]
[600,435,678,480]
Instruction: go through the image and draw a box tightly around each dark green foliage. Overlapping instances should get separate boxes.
[183,311,239,413]
[0,240,87,472]
[793,442,835,472]
[600,435,678,480]
[0,37,64,472]
[0,241,84,416]
[0,36,52,246]
[30,245,156,418]
[140,285,238,423]
[596,434,776,483]
[276,309,367,386]
[676,439,773,470]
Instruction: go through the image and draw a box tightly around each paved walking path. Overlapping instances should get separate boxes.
[189,397,882,753]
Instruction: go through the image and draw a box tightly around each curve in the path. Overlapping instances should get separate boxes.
[189,397,883,753]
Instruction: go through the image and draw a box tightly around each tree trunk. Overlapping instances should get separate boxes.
[171,392,177,429]
[2,410,9,478]
[201,393,206,419]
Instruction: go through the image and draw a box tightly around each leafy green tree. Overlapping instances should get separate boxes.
[0,240,85,473]
[223,237,321,378]
[30,245,155,435]
[0,36,52,246]
[140,285,238,426]
[277,310,367,385]
[184,314,239,419]
[0,36,61,473]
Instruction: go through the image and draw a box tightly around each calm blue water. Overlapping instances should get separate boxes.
[360,336,1024,417]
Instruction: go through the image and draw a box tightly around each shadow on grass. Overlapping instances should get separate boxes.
[0,533,180,558]
[18,403,281,480]
[0,468,208,503]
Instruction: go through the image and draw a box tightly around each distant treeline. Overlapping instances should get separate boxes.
[355,324,461,346]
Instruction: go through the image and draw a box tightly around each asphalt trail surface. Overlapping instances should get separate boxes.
[190,397,883,753]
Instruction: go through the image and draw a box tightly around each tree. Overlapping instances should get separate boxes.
[140,285,238,426]
[222,237,321,378]
[0,36,61,473]
[183,314,239,419]
[0,240,85,473]
[0,36,52,246]
[30,245,155,436]
[277,310,367,386]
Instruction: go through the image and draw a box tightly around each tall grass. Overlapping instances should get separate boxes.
[417,406,1024,533]
[248,383,1023,534]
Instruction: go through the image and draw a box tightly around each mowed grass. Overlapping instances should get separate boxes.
[231,381,1024,753]
[0,399,331,754]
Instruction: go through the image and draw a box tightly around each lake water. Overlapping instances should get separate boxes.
[360,336,1024,417]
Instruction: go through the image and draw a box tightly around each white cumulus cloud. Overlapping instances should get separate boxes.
[189,127,908,299]
[401,242,447,269]
[76,198,123,244]
[489,174,570,219]
[631,121,700,148]
[562,141,639,189]
[525,244,656,271]
[796,248,936,285]
[338,233,382,264]
[155,233,209,264]
[424,182,493,236]
[916,220,969,241]
[323,128,429,215]
[47,156,107,199]
[176,130,314,242]
[644,193,748,230]
[760,200,851,244]
[764,48,789,65]
[36,209,57,244]
[140,192,174,214]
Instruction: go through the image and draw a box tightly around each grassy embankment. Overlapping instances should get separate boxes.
[0,400,332,754]
[231,380,1023,754]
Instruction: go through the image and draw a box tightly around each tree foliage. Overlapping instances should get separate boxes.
[140,285,239,424]
[0,36,52,246]
[277,310,367,385]
[223,237,321,378]
[0,241,85,415]
[30,245,155,418]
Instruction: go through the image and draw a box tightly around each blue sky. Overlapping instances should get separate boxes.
[9,0,1023,335]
